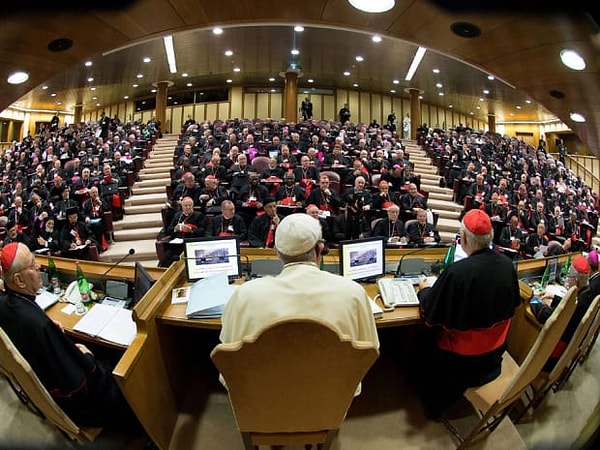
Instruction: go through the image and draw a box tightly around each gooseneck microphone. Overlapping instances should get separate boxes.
[395,246,430,278]
[99,248,136,283]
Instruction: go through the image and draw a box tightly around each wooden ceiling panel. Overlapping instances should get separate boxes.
[0,0,598,154]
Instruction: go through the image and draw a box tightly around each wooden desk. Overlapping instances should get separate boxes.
[111,249,576,450]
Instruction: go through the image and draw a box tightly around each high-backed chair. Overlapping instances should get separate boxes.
[578,294,600,363]
[442,286,578,449]
[211,317,379,450]
[319,170,341,195]
[524,294,600,402]
[0,328,102,443]
[250,156,271,175]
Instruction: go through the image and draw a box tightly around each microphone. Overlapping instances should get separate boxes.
[99,248,135,283]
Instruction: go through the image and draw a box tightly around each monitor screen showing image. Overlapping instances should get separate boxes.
[183,236,242,282]
[546,256,558,282]
[338,237,386,283]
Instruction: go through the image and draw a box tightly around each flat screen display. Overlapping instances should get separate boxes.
[338,237,386,283]
[183,236,242,282]
[133,261,155,303]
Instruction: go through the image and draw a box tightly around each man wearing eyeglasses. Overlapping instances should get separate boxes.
[0,243,138,430]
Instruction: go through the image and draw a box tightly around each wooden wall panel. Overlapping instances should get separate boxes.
[323,95,335,121]
[243,93,256,120]
[218,103,230,122]
[381,96,392,125]
[256,93,269,119]
[371,93,382,125]
[359,92,370,124]
[205,103,218,121]
[270,93,282,119]
[171,108,182,134]
[229,87,243,119]
[348,90,359,124]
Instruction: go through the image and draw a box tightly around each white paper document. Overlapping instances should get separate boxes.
[73,303,136,346]
[185,273,236,318]
[35,291,59,310]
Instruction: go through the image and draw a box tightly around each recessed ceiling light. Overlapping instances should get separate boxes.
[479,98,484,102]
[92,96,97,100]
[436,83,443,88]
[87,77,94,82]
[448,104,453,108]
[343,71,351,76]
[516,105,522,109]
[352,83,359,87]
[390,89,396,93]
[372,35,382,43]
[570,112,586,122]
[419,95,423,100]
[307,79,314,83]
[560,49,586,70]
[151,89,157,93]
[90,87,96,91]
[42,85,48,90]
[487,75,495,81]
[393,79,399,84]
[271,89,277,92]
[291,49,300,55]
[132,84,138,88]
[84,61,93,67]
[186,83,192,87]
[137,74,143,78]
[525,99,531,104]
[56,101,61,105]
[143,57,151,63]
[96,103,101,107]
[268,77,276,82]
[50,93,56,97]
[226,79,232,83]
[294,25,304,32]
[213,27,223,35]
[483,89,490,94]
[355,56,364,62]
[438,92,444,96]
[7,71,29,84]
[224,50,233,57]
[470,112,475,115]
[124,96,129,100]
[476,106,481,109]
[450,22,481,38]
[432,68,440,74]
[182,73,188,77]
[348,0,395,13]
[233,67,241,72]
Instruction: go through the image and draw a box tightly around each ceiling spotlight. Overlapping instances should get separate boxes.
[182,73,188,77]
[268,77,276,82]
[352,83,359,87]
[392,79,399,84]
[186,83,192,87]
[291,49,300,55]
[348,0,395,13]
[438,92,444,96]
[432,68,440,74]
[307,79,314,83]
[294,25,304,32]
[570,112,586,123]
[355,56,364,62]
[390,89,396,93]
[343,71,351,76]
[487,75,495,81]
[137,74,144,78]
[436,83,443,88]
[7,71,29,84]
[124,96,129,100]
[50,93,56,97]
[224,50,233,56]
[226,79,233,83]
[132,84,138,88]
[143,57,151,63]
[84,61,93,67]
[42,85,49,90]
[87,77,94,82]
[483,89,490,94]
[213,27,223,35]
[233,67,241,72]
[560,49,586,70]
[372,35,382,43]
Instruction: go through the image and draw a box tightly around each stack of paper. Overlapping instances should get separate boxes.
[185,273,236,319]
[73,303,136,346]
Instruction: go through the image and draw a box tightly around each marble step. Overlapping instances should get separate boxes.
[125,193,167,207]
[100,239,158,264]
[125,204,165,215]
[143,165,173,174]
[113,212,163,230]
[131,185,168,196]
[113,226,162,241]
[134,177,171,188]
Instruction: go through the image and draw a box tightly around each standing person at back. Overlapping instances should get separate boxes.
[220,213,379,385]
[410,209,521,419]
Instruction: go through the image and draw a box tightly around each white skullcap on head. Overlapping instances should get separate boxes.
[275,213,322,256]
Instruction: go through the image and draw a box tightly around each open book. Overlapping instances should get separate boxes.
[73,303,136,346]
[185,273,236,319]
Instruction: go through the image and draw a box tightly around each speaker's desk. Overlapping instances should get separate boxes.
[96,250,572,450]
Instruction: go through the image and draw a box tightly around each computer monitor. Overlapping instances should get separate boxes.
[133,261,156,303]
[183,236,242,282]
[545,255,558,283]
[338,236,386,283]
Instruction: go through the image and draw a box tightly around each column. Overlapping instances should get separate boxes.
[488,113,496,133]
[408,88,422,140]
[154,81,173,131]
[283,71,299,123]
[74,105,82,125]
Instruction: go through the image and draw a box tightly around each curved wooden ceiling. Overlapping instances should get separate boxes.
[1,1,598,153]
